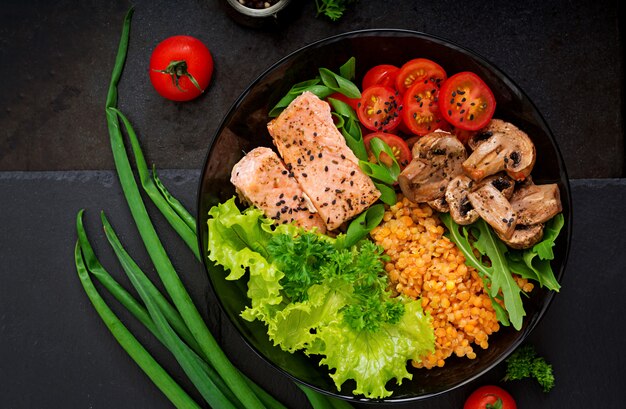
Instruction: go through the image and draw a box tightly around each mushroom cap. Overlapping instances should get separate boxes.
[468,182,517,238]
[496,223,545,249]
[462,119,536,182]
[511,182,562,225]
[398,131,467,203]
[445,174,479,225]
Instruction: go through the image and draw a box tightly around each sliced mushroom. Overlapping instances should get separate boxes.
[510,182,562,225]
[476,173,515,200]
[398,131,467,203]
[462,119,536,182]
[445,175,479,225]
[496,223,545,249]
[427,196,450,213]
[468,183,516,238]
[467,129,493,151]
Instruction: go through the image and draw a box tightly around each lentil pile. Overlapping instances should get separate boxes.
[370,195,533,369]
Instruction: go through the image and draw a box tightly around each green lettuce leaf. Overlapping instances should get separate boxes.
[312,299,434,398]
[207,199,435,399]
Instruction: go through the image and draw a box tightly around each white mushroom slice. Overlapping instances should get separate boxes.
[511,182,562,225]
[398,131,467,203]
[427,196,449,213]
[462,119,536,182]
[496,223,545,249]
[468,183,516,238]
[445,175,479,225]
[476,173,515,200]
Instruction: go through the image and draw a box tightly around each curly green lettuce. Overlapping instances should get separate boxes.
[207,198,435,398]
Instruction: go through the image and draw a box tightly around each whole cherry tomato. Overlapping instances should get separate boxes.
[149,35,213,101]
[464,385,517,409]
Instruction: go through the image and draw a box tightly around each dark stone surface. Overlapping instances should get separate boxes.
[1,171,624,408]
[0,0,623,177]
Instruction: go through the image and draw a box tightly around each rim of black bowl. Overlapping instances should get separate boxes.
[196,28,572,403]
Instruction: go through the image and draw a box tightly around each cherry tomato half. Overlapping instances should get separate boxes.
[364,132,412,169]
[149,35,214,102]
[362,64,400,90]
[402,80,450,136]
[464,385,517,409]
[395,58,447,94]
[327,92,360,111]
[357,86,402,132]
[439,71,496,131]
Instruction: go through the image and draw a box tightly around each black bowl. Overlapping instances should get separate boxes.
[197,29,572,403]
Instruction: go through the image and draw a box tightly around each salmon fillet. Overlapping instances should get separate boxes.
[230,147,327,233]
[267,92,380,230]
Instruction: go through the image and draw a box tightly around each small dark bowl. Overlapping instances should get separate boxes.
[197,30,572,403]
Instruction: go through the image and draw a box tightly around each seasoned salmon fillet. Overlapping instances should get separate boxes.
[267,92,380,231]
[231,147,327,233]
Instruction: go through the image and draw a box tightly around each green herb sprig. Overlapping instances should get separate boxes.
[315,0,358,21]
[504,344,555,392]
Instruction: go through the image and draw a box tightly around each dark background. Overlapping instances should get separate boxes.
[0,0,624,408]
[0,0,623,177]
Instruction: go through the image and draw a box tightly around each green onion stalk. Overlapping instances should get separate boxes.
[74,6,352,409]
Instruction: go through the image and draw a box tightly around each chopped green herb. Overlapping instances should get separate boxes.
[504,344,555,392]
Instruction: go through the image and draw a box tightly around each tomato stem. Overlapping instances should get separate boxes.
[154,60,202,93]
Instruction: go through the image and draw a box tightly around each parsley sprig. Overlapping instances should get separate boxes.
[315,0,358,21]
[504,344,555,392]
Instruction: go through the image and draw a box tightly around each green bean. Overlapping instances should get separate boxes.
[84,211,202,355]
[319,67,361,98]
[78,210,247,408]
[111,107,199,260]
[298,385,352,409]
[372,181,397,206]
[100,212,238,409]
[104,9,265,409]
[74,233,200,408]
[340,203,385,249]
[339,56,356,81]
[152,165,196,232]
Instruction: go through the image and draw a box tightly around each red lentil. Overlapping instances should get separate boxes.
[370,195,533,369]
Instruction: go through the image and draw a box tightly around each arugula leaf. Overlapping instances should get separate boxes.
[471,220,525,330]
[440,214,525,330]
[506,214,564,292]
[533,213,564,260]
